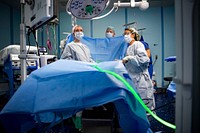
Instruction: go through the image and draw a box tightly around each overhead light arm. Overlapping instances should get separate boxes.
[114,0,149,10]
[92,0,149,20]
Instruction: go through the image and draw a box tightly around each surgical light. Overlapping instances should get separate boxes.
[66,0,149,20]
[66,0,110,19]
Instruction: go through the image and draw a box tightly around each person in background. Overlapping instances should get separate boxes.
[131,28,153,79]
[60,25,94,63]
[105,26,115,38]
[122,27,155,110]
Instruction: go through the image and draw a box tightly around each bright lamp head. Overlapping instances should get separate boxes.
[139,1,149,10]
[66,0,110,19]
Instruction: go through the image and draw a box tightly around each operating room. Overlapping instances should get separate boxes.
[0,0,199,133]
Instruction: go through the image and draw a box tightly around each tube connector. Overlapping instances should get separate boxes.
[130,0,135,7]
[114,1,131,7]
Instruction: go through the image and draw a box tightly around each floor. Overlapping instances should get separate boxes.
[150,88,176,133]
[0,88,175,133]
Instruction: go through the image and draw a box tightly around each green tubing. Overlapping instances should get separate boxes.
[93,65,176,130]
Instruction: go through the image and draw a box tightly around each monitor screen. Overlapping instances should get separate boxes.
[24,0,58,30]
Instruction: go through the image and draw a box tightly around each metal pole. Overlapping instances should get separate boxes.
[71,16,77,27]
[20,0,27,83]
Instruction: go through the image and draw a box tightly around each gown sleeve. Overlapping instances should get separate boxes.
[60,45,74,60]
[123,41,150,72]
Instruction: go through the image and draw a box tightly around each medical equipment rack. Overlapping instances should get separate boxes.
[3,54,38,97]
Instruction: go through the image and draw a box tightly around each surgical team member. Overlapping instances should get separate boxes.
[131,28,154,79]
[122,28,155,110]
[105,26,115,38]
[60,25,94,132]
[60,25,94,63]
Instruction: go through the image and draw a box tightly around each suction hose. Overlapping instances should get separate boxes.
[93,65,176,130]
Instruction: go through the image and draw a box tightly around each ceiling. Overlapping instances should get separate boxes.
[1,0,174,11]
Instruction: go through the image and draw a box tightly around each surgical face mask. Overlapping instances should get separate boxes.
[75,31,84,40]
[106,32,113,38]
[124,34,132,43]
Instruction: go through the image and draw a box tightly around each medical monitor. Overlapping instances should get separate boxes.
[24,0,59,30]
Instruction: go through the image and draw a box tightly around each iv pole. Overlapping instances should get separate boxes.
[19,0,27,83]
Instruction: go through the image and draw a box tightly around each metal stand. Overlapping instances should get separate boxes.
[71,16,77,27]
[19,0,27,83]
